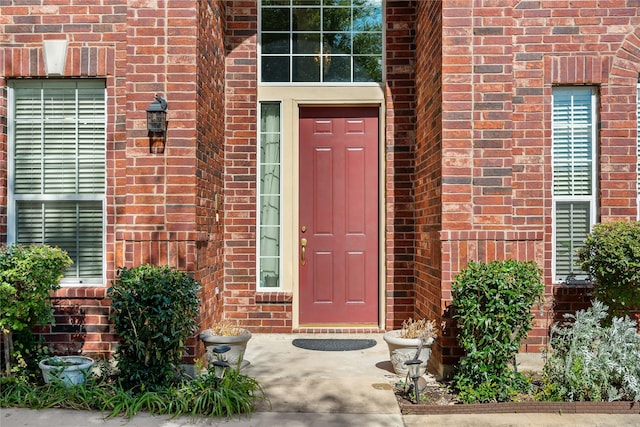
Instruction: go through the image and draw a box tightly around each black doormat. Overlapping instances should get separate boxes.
[292,338,377,351]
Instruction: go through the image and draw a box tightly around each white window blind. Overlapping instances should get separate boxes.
[552,87,597,283]
[9,80,106,285]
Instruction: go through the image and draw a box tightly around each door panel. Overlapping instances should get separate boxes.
[299,106,378,324]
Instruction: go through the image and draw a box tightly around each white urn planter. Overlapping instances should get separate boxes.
[383,331,434,376]
[198,328,252,370]
[38,355,95,386]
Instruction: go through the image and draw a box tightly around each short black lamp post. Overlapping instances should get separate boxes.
[404,358,422,404]
[210,345,231,378]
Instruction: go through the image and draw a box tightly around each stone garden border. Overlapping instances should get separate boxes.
[400,401,640,415]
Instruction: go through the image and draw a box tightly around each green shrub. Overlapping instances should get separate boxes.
[108,265,200,391]
[540,300,640,402]
[0,244,72,376]
[452,260,544,403]
[577,220,640,318]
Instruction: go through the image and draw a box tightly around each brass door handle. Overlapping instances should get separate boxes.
[300,238,307,266]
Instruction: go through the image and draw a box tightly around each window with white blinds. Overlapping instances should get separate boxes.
[552,87,597,283]
[9,80,106,285]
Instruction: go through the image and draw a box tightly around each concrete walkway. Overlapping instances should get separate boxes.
[2,333,640,426]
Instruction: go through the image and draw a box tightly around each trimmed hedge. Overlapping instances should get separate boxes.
[108,265,200,391]
[452,260,544,403]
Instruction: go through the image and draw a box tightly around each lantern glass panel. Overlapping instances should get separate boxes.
[147,111,165,132]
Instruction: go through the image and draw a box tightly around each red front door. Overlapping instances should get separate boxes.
[299,106,379,325]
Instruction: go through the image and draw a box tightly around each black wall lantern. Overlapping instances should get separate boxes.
[146,95,168,151]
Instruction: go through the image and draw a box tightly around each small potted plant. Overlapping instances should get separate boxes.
[198,321,252,370]
[383,317,437,376]
[38,355,95,386]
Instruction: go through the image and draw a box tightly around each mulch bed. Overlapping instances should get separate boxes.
[395,379,640,415]
[399,400,640,415]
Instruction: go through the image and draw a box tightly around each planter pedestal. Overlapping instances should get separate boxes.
[383,331,434,376]
[198,329,252,370]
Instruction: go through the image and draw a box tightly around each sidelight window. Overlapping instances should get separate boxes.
[258,102,282,289]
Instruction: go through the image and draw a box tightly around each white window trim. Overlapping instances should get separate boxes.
[254,86,385,300]
[551,86,598,284]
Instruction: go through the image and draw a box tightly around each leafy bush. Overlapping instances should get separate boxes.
[540,300,640,402]
[108,265,200,391]
[577,221,640,318]
[0,244,72,375]
[452,260,544,403]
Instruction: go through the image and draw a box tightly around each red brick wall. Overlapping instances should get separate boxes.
[0,1,128,357]
[224,0,296,332]
[194,0,227,346]
[105,1,208,362]
[224,1,277,331]
[0,1,226,362]
[414,0,444,360]
[117,1,199,253]
[2,0,640,370]
[37,288,114,355]
[222,0,295,332]
[223,1,420,333]
[512,0,640,341]
[384,0,419,330]
[429,0,640,375]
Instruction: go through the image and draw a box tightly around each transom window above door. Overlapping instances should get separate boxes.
[260,0,383,83]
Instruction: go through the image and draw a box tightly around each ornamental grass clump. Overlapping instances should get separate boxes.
[540,300,640,402]
[452,260,544,403]
[399,318,437,340]
[0,367,268,418]
[209,320,245,337]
